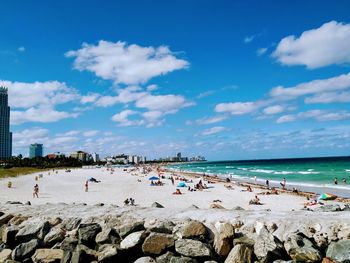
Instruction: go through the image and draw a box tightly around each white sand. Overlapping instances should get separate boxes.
[0,167,336,212]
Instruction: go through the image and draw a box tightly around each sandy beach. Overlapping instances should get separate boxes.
[0,166,344,212]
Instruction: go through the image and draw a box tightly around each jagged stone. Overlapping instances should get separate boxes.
[209,203,225,209]
[8,216,29,226]
[43,227,66,247]
[151,202,164,208]
[115,220,145,238]
[70,244,97,263]
[144,219,175,234]
[326,240,350,263]
[120,231,146,250]
[175,239,211,258]
[233,236,255,247]
[16,219,51,242]
[31,249,63,263]
[11,239,40,261]
[214,222,235,256]
[142,233,174,255]
[78,223,101,248]
[2,225,19,246]
[0,248,12,262]
[314,205,342,212]
[134,256,155,263]
[61,218,81,231]
[181,221,208,241]
[284,234,322,262]
[156,251,174,263]
[0,214,14,226]
[232,206,245,211]
[97,244,118,262]
[169,256,198,263]
[60,237,78,252]
[95,227,120,245]
[48,218,62,227]
[224,244,253,263]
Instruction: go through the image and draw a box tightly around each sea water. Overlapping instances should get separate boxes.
[168,156,350,197]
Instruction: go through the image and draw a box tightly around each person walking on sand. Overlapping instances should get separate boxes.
[266,179,270,189]
[33,184,39,198]
[280,178,287,190]
[85,180,89,192]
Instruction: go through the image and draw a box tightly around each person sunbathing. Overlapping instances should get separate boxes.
[173,189,182,195]
[249,195,262,205]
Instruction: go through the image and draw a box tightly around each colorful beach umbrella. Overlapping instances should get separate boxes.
[149,176,159,181]
[318,193,337,200]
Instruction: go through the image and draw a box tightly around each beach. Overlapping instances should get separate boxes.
[0,166,346,211]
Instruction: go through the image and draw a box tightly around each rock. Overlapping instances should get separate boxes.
[209,203,225,209]
[60,251,72,263]
[5,201,22,205]
[204,261,218,263]
[0,214,14,226]
[232,206,245,211]
[31,249,63,263]
[48,218,62,227]
[151,202,164,208]
[11,239,40,261]
[8,216,29,226]
[134,256,155,263]
[284,234,322,262]
[25,201,31,206]
[78,223,101,248]
[61,218,81,231]
[95,203,104,207]
[144,219,175,234]
[120,231,146,250]
[43,227,66,247]
[70,244,97,263]
[60,237,78,252]
[321,258,336,263]
[214,222,235,256]
[181,221,208,241]
[233,236,255,247]
[115,220,145,238]
[175,239,211,258]
[2,225,19,246]
[326,240,350,262]
[169,256,198,263]
[224,244,253,263]
[16,219,51,242]
[156,251,174,263]
[314,205,342,212]
[97,244,118,262]
[253,227,285,263]
[0,249,12,262]
[95,227,120,245]
[142,233,174,255]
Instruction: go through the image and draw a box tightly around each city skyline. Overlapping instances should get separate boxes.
[0,87,12,158]
[1,1,350,160]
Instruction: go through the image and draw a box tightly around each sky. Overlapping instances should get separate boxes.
[1,0,350,160]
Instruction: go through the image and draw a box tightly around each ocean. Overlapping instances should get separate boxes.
[168,156,350,197]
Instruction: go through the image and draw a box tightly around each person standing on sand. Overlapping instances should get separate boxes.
[85,180,89,192]
[280,178,287,190]
[266,179,270,189]
[33,184,39,198]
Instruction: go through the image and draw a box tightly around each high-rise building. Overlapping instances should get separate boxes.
[0,87,12,158]
[29,143,43,158]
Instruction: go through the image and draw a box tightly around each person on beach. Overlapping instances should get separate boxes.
[342,178,346,184]
[33,184,39,198]
[85,180,89,192]
[266,179,270,189]
[334,177,338,185]
[254,176,257,182]
[280,178,286,190]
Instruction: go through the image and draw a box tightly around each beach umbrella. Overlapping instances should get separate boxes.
[318,193,337,200]
[149,176,160,181]
[177,181,187,187]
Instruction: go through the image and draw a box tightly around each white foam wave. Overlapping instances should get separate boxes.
[297,171,320,175]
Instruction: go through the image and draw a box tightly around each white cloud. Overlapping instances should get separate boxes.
[305,91,350,104]
[111,110,144,127]
[277,110,350,123]
[94,86,147,107]
[196,115,227,125]
[244,36,255,43]
[135,94,194,113]
[262,105,284,115]
[215,102,259,115]
[257,47,268,56]
[276,114,297,123]
[273,21,350,68]
[65,40,189,85]
[201,126,228,136]
[83,130,99,137]
[80,93,100,104]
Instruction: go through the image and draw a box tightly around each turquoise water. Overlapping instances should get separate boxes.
[168,156,350,196]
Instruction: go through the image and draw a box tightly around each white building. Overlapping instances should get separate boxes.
[92,153,100,162]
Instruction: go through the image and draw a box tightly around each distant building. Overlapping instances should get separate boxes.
[0,87,12,158]
[70,151,88,162]
[29,143,43,158]
[47,152,65,159]
[92,153,100,162]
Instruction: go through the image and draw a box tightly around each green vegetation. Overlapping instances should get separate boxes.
[0,167,55,178]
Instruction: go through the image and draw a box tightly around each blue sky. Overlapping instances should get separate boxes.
[1,0,350,160]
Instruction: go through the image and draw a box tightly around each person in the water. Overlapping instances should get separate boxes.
[334,177,338,185]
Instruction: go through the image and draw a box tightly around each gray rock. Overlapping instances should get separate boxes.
[16,219,51,242]
[78,223,101,248]
[0,249,12,262]
[43,227,66,247]
[120,231,146,250]
[214,222,235,256]
[224,244,253,263]
[61,218,81,231]
[284,234,321,262]
[151,202,164,208]
[115,220,145,238]
[314,204,342,212]
[233,236,255,247]
[97,244,118,262]
[31,248,63,263]
[253,227,285,263]
[2,225,19,246]
[11,239,40,261]
[144,220,175,234]
[156,251,174,263]
[60,237,78,252]
[60,251,72,263]
[326,240,350,262]
[6,201,22,205]
[134,256,155,263]
[0,214,14,226]
[169,256,198,263]
[95,227,120,245]
[232,206,245,211]
[142,233,174,255]
[180,220,208,241]
[175,239,211,258]
[70,244,97,263]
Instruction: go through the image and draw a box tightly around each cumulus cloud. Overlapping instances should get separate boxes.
[273,21,350,68]
[80,93,100,104]
[305,91,350,104]
[111,110,144,127]
[201,126,228,136]
[83,130,99,137]
[277,110,350,123]
[215,102,260,115]
[65,40,189,85]
[262,105,284,115]
[195,115,227,125]
[135,94,194,113]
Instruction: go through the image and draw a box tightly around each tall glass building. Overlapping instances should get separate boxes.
[29,143,43,159]
[0,87,12,158]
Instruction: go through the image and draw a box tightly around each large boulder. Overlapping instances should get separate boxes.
[175,239,211,258]
[43,227,66,247]
[2,225,19,247]
[11,239,40,261]
[214,222,235,256]
[224,244,253,263]
[0,248,12,262]
[0,214,14,226]
[115,220,145,238]
[169,256,198,263]
[78,223,101,248]
[151,202,164,208]
[16,219,51,242]
[70,244,97,263]
[134,256,155,263]
[284,234,322,262]
[142,233,174,255]
[61,218,81,231]
[95,227,120,245]
[181,221,208,241]
[120,231,146,250]
[314,205,342,212]
[60,237,79,252]
[97,244,118,262]
[144,219,175,234]
[156,251,174,263]
[326,240,350,262]
[31,249,63,263]
[253,227,285,263]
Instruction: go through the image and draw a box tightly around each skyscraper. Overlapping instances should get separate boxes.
[29,144,43,158]
[0,87,12,158]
